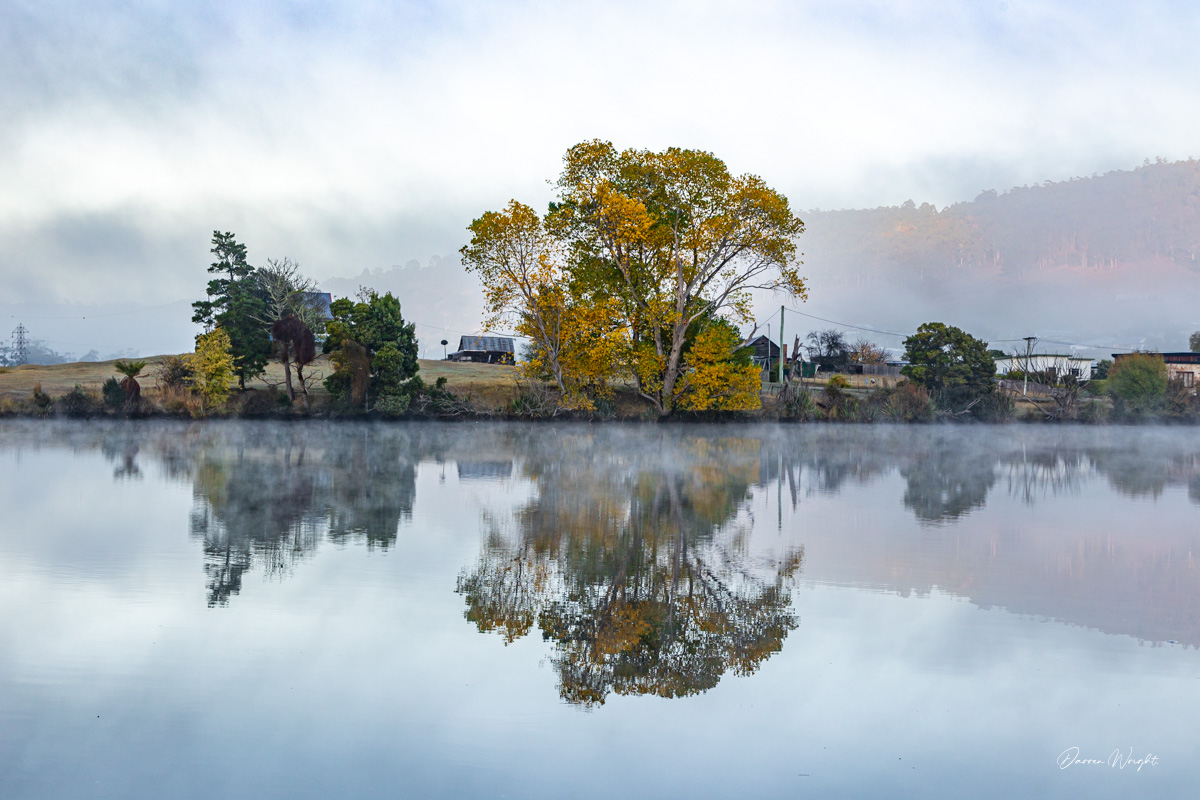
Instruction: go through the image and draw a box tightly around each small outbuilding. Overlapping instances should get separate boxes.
[448,335,515,364]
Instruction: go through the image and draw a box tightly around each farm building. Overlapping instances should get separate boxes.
[300,292,334,320]
[742,335,780,368]
[995,354,1092,382]
[1112,352,1200,388]
[448,335,515,364]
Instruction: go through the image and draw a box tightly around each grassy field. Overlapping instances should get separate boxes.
[0,355,926,420]
[0,355,522,403]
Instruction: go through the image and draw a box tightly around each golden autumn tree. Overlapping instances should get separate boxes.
[671,319,761,411]
[552,141,807,415]
[187,327,236,413]
[462,142,806,416]
[461,200,626,410]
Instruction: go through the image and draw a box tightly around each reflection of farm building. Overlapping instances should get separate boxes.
[447,336,515,364]
[1113,352,1200,388]
[995,354,1092,382]
[456,460,514,481]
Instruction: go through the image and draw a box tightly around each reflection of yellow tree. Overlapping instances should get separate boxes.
[457,433,803,706]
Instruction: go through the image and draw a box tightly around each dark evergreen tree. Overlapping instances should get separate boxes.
[323,290,420,411]
[192,231,271,389]
[901,322,996,413]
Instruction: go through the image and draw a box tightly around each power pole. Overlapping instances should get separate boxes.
[11,324,28,366]
[1022,336,1037,397]
[778,306,785,384]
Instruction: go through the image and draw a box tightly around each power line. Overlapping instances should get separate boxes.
[1037,338,1136,353]
[0,299,188,321]
[776,307,1141,354]
[780,306,906,338]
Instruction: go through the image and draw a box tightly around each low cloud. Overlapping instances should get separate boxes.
[2,1,1198,351]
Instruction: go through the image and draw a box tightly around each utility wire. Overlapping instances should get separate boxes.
[776,306,1141,354]
[781,306,907,338]
[0,299,189,321]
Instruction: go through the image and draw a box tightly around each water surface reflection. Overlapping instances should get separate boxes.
[456,435,803,705]
[5,421,1200,651]
[4,421,1200,798]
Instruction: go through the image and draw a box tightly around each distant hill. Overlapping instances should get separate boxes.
[320,254,488,360]
[797,159,1200,355]
[314,165,1200,359]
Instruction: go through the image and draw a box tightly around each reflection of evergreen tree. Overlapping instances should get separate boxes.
[177,426,426,605]
[101,437,142,480]
[900,447,996,523]
[1091,448,1200,500]
[324,430,417,550]
[458,433,803,707]
[190,451,322,606]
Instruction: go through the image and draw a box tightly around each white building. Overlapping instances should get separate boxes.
[994,354,1092,382]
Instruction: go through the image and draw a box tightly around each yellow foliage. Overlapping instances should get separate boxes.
[594,600,652,658]
[518,287,628,410]
[463,201,629,409]
[554,140,806,414]
[186,327,235,412]
[463,141,807,415]
[673,323,762,412]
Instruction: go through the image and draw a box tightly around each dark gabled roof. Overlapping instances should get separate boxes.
[743,335,780,357]
[458,335,514,353]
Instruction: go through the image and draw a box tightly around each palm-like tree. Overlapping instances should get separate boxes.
[113,360,147,402]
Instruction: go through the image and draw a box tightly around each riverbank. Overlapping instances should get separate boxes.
[0,355,1154,423]
[0,356,663,420]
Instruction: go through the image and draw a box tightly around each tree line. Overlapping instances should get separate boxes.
[185,231,422,414]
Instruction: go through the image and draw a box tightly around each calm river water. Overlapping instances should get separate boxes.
[1,421,1198,798]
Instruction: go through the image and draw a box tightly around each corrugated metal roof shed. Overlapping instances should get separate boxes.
[458,336,514,353]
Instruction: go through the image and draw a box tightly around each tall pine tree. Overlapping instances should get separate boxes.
[192,231,271,389]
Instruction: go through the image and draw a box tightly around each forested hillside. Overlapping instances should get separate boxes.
[800,159,1200,354]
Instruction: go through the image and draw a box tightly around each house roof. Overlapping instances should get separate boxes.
[458,335,514,353]
[743,335,780,352]
[301,292,333,320]
[995,355,1091,362]
[1113,352,1200,363]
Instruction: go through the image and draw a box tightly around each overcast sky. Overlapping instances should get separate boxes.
[3,0,1200,343]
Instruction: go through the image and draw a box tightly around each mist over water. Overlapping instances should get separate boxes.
[2,421,1198,798]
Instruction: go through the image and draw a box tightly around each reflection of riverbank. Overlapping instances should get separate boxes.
[5,420,1197,648]
[756,429,1200,648]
